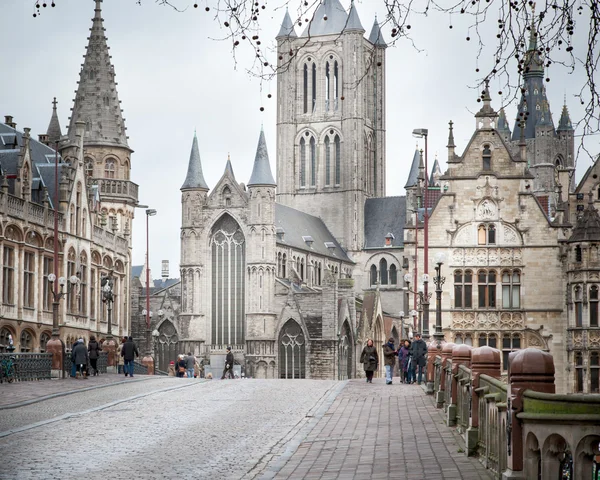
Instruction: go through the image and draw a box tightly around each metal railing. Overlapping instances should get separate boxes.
[0,352,52,382]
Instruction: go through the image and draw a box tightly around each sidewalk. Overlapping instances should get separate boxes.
[265,377,492,480]
[0,373,152,409]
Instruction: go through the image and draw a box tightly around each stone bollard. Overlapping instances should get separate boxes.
[425,338,440,394]
[102,337,118,373]
[447,344,472,427]
[502,348,555,480]
[437,342,456,408]
[141,354,154,375]
[466,346,501,456]
[46,337,64,379]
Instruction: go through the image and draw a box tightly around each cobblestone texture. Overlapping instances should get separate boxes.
[0,379,338,480]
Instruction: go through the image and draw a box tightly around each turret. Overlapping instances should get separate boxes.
[181,131,209,230]
[447,120,456,164]
[497,108,511,142]
[45,97,62,148]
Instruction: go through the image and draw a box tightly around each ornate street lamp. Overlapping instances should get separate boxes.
[152,328,160,374]
[433,251,448,348]
[404,272,432,336]
[101,275,114,337]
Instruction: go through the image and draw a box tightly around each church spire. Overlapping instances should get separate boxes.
[345,1,365,33]
[224,156,236,180]
[276,8,297,39]
[557,101,574,131]
[67,0,129,149]
[301,0,348,37]
[404,148,421,188]
[367,17,387,47]
[181,132,209,191]
[46,97,62,145]
[248,128,276,187]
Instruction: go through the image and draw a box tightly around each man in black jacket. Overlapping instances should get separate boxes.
[121,336,139,377]
[410,333,428,385]
[221,346,235,380]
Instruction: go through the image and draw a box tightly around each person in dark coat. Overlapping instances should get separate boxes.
[177,355,187,378]
[120,336,139,377]
[398,340,412,384]
[383,337,396,385]
[88,335,101,376]
[221,346,235,379]
[72,339,89,379]
[410,333,428,385]
[360,339,379,383]
[185,352,196,378]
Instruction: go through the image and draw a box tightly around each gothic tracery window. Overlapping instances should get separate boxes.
[279,319,306,379]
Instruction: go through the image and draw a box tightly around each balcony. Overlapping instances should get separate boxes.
[97,179,139,204]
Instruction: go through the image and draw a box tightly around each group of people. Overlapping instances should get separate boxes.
[171,352,203,378]
[360,333,429,385]
[70,336,101,378]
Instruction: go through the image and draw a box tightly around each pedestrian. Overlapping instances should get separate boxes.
[221,346,235,379]
[72,338,89,379]
[117,336,126,375]
[70,339,79,378]
[168,360,176,376]
[383,337,396,385]
[398,339,411,384]
[177,355,187,378]
[88,336,101,376]
[185,352,195,378]
[410,333,428,385]
[360,338,378,383]
[120,336,139,377]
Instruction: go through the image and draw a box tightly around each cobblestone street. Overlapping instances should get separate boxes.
[0,377,492,479]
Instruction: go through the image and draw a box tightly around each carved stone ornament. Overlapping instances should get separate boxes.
[453,226,472,246]
[503,225,519,245]
[477,199,497,220]
[589,331,600,348]
[573,332,584,348]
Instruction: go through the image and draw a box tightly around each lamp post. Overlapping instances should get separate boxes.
[100,274,118,371]
[140,208,157,374]
[399,311,405,340]
[433,251,447,348]
[47,273,80,377]
[404,272,432,336]
[152,328,160,374]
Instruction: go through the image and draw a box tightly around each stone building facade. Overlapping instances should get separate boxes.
[0,0,137,354]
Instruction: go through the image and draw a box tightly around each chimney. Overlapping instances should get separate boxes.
[161,260,169,280]
[4,115,16,129]
[38,133,50,145]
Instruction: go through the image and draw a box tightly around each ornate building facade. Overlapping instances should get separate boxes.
[0,0,137,354]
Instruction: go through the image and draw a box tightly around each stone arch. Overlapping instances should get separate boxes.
[4,224,23,242]
[278,319,306,379]
[338,320,353,380]
[25,230,43,248]
[0,326,16,352]
[542,433,572,480]
[19,328,36,352]
[575,434,600,479]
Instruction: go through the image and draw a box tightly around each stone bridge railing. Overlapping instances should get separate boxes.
[430,345,600,480]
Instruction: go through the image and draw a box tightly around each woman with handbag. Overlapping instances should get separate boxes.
[360,338,379,383]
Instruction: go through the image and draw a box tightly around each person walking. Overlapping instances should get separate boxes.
[72,338,89,379]
[121,336,139,377]
[117,337,126,375]
[221,346,235,379]
[88,336,101,376]
[410,333,428,385]
[383,337,396,385]
[70,339,79,378]
[398,339,411,384]
[360,339,378,383]
[185,352,195,378]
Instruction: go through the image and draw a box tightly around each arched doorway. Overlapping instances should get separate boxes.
[338,320,352,380]
[279,319,306,379]
[156,320,179,372]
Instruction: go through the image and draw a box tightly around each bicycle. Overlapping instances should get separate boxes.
[0,355,16,383]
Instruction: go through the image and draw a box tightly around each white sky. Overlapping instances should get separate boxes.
[2,0,598,278]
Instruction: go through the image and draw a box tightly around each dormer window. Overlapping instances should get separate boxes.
[276,227,285,242]
[385,233,394,247]
[324,241,336,255]
[482,145,492,171]
[302,235,314,248]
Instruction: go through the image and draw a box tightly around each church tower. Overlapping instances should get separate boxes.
[61,0,137,237]
[245,129,278,360]
[275,0,386,251]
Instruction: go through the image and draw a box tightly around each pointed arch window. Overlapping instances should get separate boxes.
[325,137,331,186]
[590,352,599,393]
[335,135,341,185]
[379,258,388,285]
[575,245,583,262]
[310,137,316,186]
[478,224,496,245]
[575,286,583,327]
[303,64,308,114]
[575,351,584,392]
[334,61,339,110]
[3,246,15,305]
[84,158,94,178]
[389,264,397,285]
[482,145,492,171]
[478,333,497,348]
[104,159,115,179]
[370,264,377,286]
[590,285,599,327]
[279,319,306,379]
[312,63,317,112]
[282,253,287,278]
[300,137,306,187]
[325,61,330,111]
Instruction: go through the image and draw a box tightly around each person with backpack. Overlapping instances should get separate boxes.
[88,335,101,376]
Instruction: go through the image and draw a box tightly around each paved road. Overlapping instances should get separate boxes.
[0,378,492,479]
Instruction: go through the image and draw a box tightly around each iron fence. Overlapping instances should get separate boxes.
[0,352,52,382]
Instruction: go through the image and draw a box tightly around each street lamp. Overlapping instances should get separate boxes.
[101,275,114,337]
[399,311,405,340]
[48,273,80,338]
[152,328,160,374]
[433,251,448,348]
[145,208,157,354]
[404,273,432,335]
[413,128,430,342]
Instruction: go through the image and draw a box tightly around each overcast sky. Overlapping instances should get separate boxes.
[2,0,598,279]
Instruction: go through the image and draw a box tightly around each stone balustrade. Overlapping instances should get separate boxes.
[97,179,139,203]
[1,191,64,229]
[430,346,600,479]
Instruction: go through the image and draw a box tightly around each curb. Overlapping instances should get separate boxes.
[0,379,207,438]
[0,375,161,411]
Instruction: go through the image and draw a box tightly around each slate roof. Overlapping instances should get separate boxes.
[67,0,129,149]
[429,158,441,185]
[276,9,297,38]
[301,0,349,37]
[364,196,406,248]
[497,108,511,135]
[404,149,421,188]
[345,2,364,32]
[275,203,352,262]
[131,265,143,278]
[248,128,276,187]
[0,122,63,209]
[181,133,209,190]
[569,202,600,243]
[367,18,387,46]
[557,103,574,131]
